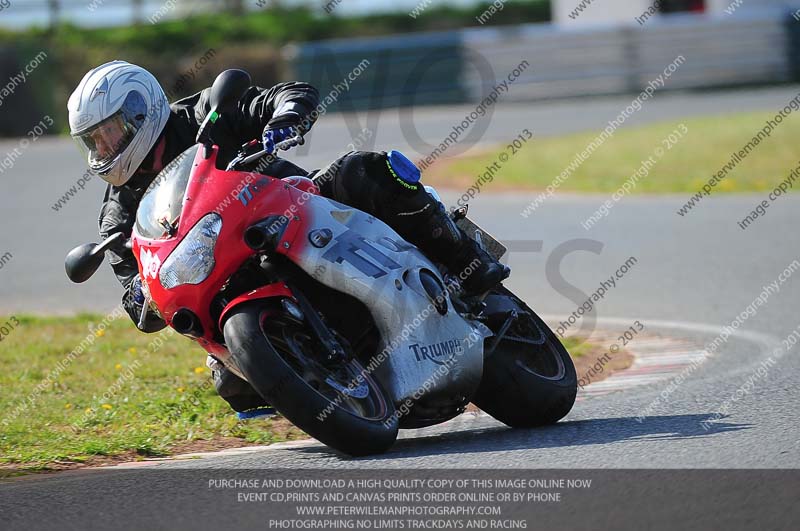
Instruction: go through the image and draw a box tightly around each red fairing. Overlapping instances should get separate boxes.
[217,283,294,329]
[131,146,317,357]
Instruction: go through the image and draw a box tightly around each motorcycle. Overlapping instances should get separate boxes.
[65,70,577,456]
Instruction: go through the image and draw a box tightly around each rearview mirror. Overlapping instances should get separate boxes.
[65,232,125,283]
[197,69,252,151]
[209,69,252,114]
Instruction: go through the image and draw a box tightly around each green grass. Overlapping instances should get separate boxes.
[0,314,595,471]
[0,314,301,471]
[0,2,549,47]
[559,337,593,358]
[431,111,800,193]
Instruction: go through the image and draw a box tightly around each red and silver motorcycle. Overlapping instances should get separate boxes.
[66,70,576,456]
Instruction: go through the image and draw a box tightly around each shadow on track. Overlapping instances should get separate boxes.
[290,413,749,461]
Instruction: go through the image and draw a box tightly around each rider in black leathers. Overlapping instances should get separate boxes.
[72,63,508,413]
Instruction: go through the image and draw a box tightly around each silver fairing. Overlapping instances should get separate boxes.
[284,195,489,410]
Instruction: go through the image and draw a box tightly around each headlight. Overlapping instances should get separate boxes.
[159,213,222,289]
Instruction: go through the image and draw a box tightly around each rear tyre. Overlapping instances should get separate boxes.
[223,301,398,456]
[472,286,577,428]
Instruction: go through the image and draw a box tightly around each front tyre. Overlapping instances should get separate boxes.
[223,301,398,456]
[473,287,577,428]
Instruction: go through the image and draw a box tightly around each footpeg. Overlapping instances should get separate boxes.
[450,205,468,220]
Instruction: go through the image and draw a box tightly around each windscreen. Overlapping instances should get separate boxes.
[135,145,199,239]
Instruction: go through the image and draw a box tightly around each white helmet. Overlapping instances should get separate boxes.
[68,61,170,187]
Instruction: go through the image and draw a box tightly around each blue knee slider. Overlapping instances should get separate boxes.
[236,406,276,420]
[387,150,421,188]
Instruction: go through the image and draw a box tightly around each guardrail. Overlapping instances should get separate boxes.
[285,10,800,110]
[284,31,468,111]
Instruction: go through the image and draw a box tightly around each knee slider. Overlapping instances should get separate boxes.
[355,150,422,195]
[386,150,421,190]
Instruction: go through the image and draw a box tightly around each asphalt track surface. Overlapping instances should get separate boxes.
[1,84,798,313]
[1,87,799,529]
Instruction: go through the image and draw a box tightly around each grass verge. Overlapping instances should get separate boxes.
[426,111,800,193]
[0,315,604,474]
[560,336,594,359]
[0,314,304,474]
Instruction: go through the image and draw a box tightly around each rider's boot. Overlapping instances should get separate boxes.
[384,152,510,296]
[207,355,273,417]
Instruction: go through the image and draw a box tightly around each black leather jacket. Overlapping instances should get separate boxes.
[98,82,319,330]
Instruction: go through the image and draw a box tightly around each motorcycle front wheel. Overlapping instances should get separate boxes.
[223,300,398,456]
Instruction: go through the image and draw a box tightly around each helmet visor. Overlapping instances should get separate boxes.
[72,92,147,175]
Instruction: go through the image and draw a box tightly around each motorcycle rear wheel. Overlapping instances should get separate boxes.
[223,301,398,456]
[472,286,577,428]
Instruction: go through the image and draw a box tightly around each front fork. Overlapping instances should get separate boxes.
[283,283,349,365]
